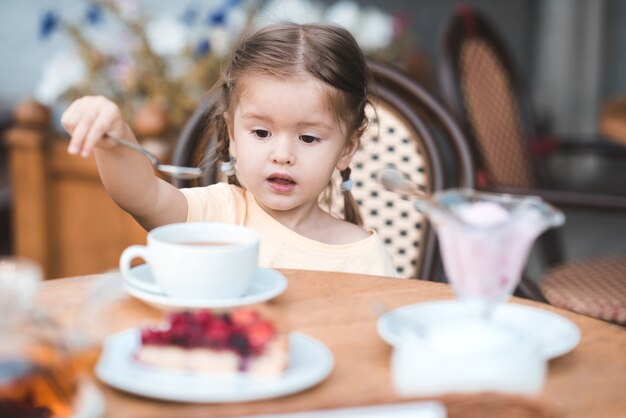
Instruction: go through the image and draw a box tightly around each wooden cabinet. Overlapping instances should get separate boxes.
[4,101,147,279]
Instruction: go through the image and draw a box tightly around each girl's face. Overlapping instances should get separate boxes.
[227,73,357,218]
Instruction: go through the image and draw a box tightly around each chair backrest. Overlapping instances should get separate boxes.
[171,92,222,188]
[438,5,536,189]
[171,59,474,279]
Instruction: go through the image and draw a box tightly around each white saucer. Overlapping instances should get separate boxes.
[122,265,287,310]
[377,300,581,360]
[95,329,334,403]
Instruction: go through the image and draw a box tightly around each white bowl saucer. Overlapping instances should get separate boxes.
[122,264,287,310]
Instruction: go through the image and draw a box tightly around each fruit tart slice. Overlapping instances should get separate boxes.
[137,308,288,377]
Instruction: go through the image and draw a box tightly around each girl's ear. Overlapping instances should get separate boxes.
[336,134,360,171]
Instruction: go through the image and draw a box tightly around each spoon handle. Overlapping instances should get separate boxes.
[103,134,203,180]
[104,134,160,167]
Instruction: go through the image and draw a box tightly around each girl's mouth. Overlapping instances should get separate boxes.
[267,173,296,193]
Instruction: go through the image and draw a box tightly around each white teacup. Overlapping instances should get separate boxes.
[119,223,260,300]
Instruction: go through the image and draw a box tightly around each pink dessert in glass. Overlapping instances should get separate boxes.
[416,189,564,317]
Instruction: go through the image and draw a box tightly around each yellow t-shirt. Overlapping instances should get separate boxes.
[181,183,397,277]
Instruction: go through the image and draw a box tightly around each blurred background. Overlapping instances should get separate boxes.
[1,0,625,280]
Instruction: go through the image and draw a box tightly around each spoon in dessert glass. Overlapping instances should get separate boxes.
[378,168,430,200]
[105,134,202,180]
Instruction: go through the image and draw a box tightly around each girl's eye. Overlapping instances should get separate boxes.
[300,135,320,144]
[252,129,270,138]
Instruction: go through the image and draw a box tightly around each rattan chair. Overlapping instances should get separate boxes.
[437,4,626,324]
[171,58,474,280]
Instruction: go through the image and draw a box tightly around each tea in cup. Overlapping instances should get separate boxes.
[119,223,260,300]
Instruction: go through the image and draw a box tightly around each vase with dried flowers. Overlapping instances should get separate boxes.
[35,0,418,142]
[36,0,251,139]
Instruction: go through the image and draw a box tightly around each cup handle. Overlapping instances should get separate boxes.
[119,245,161,294]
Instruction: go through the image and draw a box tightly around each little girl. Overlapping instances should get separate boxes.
[61,22,395,277]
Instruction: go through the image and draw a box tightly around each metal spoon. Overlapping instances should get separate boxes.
[378,168,430,200]
[105,134,202,180]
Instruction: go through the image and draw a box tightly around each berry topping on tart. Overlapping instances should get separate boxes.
[137,308,287,375]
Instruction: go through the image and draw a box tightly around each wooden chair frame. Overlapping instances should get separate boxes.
[437,4,626,310]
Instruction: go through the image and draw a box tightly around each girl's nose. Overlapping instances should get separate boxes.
[271,137,295,165]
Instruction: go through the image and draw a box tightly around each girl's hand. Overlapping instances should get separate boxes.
[61,96,129,157]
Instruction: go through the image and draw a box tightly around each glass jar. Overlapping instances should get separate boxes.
[0,258,78,418]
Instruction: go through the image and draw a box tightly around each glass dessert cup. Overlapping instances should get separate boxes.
[415,189,564,340]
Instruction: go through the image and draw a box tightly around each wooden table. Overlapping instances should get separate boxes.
[600,95,626,145]
[38,270,626,418]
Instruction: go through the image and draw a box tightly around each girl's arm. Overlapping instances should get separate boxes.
[61,96,187,230]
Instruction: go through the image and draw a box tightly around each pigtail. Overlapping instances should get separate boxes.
[340,167,363,226]
[212,82,241,187]
[215,117,240,187]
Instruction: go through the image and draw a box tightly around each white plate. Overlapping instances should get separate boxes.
[239,401,446,418]
[95,329,334,403]
[72,380,105,418]
[377,300,580,359]
[122,265,287,310]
